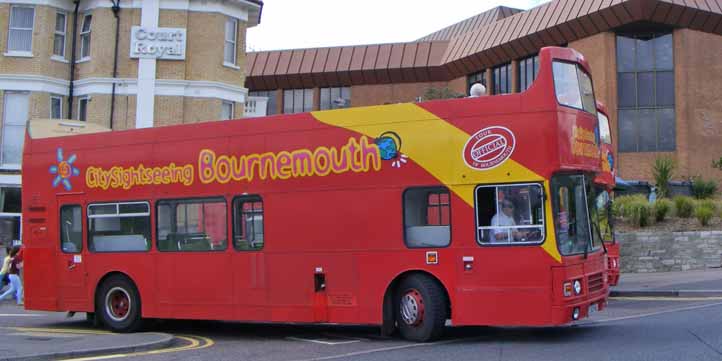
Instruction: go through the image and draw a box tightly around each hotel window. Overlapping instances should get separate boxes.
[320,87,351,110]
[493,63,511,94]
[249,91,278,115]
[617,33,675,152]
[79,14,91,59]
[224,17,238,65]
[467,70,486,94]
[7,6,34,53]
[53,12,66,57]
[50,96,63,119]
[1,92,29,166]
[78,96,89,121]
[518,55,540,91]
[221,101,234,120]
[283,89,313,114]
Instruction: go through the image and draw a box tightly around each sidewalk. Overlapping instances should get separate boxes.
[611,268,722,297]
[0,305,173,361]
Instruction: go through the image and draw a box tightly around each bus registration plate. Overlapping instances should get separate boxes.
[588,303,599,315]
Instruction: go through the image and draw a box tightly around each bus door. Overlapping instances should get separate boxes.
[154,197,233,318]
[56,196,87,310]
[230,196,267,320]
[463,183,549,325]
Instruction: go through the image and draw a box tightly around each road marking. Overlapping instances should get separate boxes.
[58,335,214,361]
[611,296,722,301]
[287,336,362,345]
[11,331,80,338]
[585,300,722,324]
[8,327,114,335]
[0,313,44,317]
[288,337,483,361]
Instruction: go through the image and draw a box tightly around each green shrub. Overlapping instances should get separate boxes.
[695,206,714,226]
[421,87,464,101]
[691,176,718,199]
[613,195,647,218]
[674,196,695,218]
[652,157,675,198]
[653,199,673,222]
[697,199,718,213]
[628,200,652,227]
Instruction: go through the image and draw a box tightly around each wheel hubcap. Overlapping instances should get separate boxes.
[105,287,131,322]
[400,289,425,326]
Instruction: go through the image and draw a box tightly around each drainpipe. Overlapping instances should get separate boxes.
[109,0,121,129]
[67,0,80,119]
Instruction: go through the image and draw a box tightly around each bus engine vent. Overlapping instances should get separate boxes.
[587,272,604,293]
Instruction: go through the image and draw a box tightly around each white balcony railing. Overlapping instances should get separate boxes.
[244,96,268,118]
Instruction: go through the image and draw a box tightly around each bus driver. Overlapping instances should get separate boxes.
[490,199,523,242]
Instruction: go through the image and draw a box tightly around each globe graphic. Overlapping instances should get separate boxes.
[377,137,398,160]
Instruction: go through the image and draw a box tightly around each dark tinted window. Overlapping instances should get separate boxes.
[616,33,675,152]
[519,55,540,91]
[493,63,511,94]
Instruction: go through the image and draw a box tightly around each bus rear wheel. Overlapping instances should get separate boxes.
[396,274,447,342]
[97,275,142,333]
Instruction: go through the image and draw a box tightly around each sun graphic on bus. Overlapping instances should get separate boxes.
[49,148,80,191]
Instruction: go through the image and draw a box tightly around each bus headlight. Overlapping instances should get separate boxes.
[572,307,580,320]
[573,280,582,295]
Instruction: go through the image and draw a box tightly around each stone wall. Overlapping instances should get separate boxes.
[619,231,722,273]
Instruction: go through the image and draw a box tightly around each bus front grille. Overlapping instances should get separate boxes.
[588,272,604,293]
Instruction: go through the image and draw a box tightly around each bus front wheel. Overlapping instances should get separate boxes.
[396,274,447,342]
[97,275,142,333]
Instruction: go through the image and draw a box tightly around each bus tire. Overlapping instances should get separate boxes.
[97,275,142,333]
[396,274,447,342]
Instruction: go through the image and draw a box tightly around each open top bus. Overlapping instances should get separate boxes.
[23,46,609,342]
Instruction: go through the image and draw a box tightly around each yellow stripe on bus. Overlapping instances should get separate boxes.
[312,103,562,262]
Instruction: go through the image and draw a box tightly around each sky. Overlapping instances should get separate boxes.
[247,0,551,52]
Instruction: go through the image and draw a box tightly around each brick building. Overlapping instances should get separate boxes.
[0,0,262,243]
[246,0,722,188]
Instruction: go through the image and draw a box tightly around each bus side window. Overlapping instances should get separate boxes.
[88,202,151,252]
[476,184,545,245]
[60,205,82,253]
[156,197,227,252]
[403,187,451,248]
[232,196,264,251]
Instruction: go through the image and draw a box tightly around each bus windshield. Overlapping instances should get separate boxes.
[551,174,601,255]
[553,61,596,115]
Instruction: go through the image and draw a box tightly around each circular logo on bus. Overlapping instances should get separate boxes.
[462,126,516,170]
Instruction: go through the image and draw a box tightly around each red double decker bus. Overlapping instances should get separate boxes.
[22,47,608,342]
[593,103,620,286]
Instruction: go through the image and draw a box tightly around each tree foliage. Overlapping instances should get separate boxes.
[421,87,464,101]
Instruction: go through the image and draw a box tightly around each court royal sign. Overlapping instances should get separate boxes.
[130,26,186,60]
